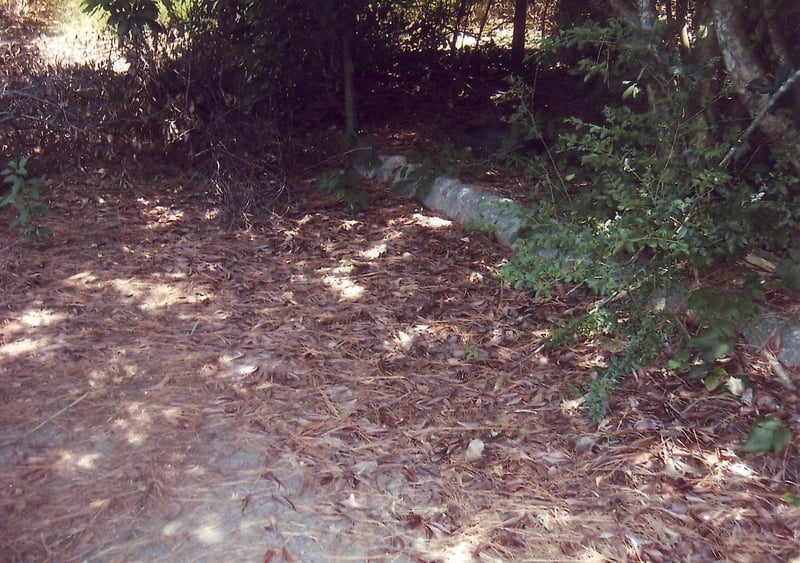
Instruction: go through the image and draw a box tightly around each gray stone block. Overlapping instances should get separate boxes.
[778,323,800,368]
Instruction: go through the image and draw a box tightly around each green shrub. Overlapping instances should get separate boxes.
[318,167,370,212]
[1,156,51,240]
[500,17,799,420]
[82,0,164,39]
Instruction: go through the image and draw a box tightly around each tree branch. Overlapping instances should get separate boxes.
[712,0,800,174]
[720,67,800,167]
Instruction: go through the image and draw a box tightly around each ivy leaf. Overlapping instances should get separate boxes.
[687,363,709,381]
[666,352,690,371]
[704,369,725,391]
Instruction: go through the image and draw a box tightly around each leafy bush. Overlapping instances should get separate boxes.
[505,15,800,287]
[318,168,370,212]
[667,283,762,384]
[545,296,673,422]
[500,17,799,419]
[82,0,164,40]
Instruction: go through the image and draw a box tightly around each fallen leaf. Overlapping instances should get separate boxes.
[466,438,485,461]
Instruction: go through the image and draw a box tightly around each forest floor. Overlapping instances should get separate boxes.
[1,167,799,562]
[2,4,800,563]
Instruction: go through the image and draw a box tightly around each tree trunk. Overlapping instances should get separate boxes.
[762,0,792,67]
[539,0,554,38]
[476,0,495,46]
[636,0,656,29]
[629,0,660,112]
[607,0,637,24]
[342,28,356,141]
[451,0,470,51]
[511,0,528,69]
[711,0,800,173]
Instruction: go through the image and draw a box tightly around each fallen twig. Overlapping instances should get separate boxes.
[0,391,89,447]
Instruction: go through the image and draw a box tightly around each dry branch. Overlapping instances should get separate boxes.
[720,67,800,168]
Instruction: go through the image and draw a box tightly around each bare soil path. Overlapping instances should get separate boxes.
[1,170,798,562]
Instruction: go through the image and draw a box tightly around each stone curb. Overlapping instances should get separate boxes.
[357,153,800,372]
[357,154,524,246]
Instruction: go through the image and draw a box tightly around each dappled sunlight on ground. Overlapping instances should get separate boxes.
[1,3,797,560]
[31,3,116,68]
[0,169,798,561]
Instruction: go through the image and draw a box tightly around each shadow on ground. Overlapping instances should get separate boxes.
[1,169,798,563]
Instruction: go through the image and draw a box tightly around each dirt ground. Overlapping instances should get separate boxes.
[0,168,798,562]
[1,3,799,560]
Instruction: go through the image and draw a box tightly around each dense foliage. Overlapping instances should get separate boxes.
[499,4,800,419]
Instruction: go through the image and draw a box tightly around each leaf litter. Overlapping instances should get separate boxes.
[0,169,798,562]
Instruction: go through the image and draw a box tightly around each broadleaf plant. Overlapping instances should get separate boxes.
[1,156,51,240]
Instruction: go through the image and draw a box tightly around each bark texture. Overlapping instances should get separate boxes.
[711,0,800,173]
[511,0,528,69]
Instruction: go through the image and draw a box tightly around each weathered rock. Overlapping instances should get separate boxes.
[358,154,524,246]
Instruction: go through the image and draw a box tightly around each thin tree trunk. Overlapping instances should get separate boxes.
[762,0,792,66]
[511,0,528,69]
[540,0,553,39]
[451,0,470,51]
[475,0,495,47]
[342,29,356,140]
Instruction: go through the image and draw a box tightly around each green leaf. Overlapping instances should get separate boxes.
[772,426,792,454]
[666,352,690,370]
[3,158,18,172]
[0,190,14,207]
[742,423,776,453]
[742,415,790,454]
[689,329,734,362]
[17,206,29,225]
[622,82,639,100]
[2,178,23,204]
[775,257,800,290]
[317,170,345,193]
[687,287,717,309]
[780,492,800,506]
[34,204,52,216]
[687,363,709,381]
[704,370,724,391]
